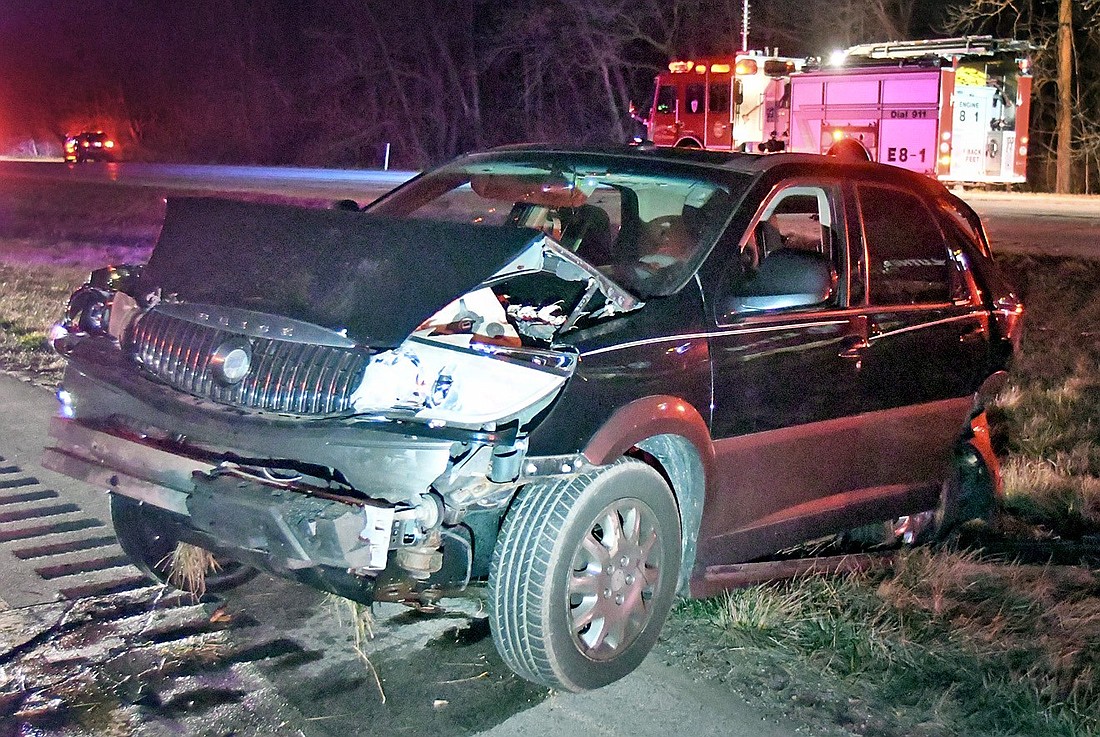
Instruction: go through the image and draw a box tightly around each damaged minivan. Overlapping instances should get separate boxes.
[45,146,1023,691]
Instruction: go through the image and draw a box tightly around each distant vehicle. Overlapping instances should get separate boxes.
[789,37,1032,186]
[46,145,1021,692]
[63,131,117,163]
[646,36,1032,186]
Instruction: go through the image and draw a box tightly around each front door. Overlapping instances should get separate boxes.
[706,76,734,150]
[680,80,707,145]
[699,178,869,565]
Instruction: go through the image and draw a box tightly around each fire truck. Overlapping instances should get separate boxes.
[646,51,802,153]
[789,36,1031,185]
[646,36,1032,186]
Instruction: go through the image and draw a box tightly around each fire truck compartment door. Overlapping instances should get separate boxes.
[950,87,997,180]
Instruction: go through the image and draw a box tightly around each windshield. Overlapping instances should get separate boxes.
[368,153,749,297]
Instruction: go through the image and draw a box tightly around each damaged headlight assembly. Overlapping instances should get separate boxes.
[350,336,576,429]
[48,263,145,354]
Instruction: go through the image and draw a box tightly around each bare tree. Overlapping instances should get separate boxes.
[763,0,920,54]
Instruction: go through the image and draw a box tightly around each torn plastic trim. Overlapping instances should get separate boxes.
[488,235,643,317]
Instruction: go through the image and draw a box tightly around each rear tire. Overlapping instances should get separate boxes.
[110,494,256,593]
[826,139,872,162]
[488,459,681,691]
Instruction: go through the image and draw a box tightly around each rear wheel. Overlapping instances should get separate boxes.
[489,459,681,691]
[826,139,872,162]
[110,494,256,594]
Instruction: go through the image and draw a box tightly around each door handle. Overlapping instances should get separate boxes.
[838,315,871,361]
[959,324,987,343]
[838,335,870,360]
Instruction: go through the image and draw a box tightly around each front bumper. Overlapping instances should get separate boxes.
[47,358,593,604]
[43,415,404,570]
[59,355,457,502]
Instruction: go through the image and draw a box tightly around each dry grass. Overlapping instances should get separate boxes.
[164,542,221,599]
[329,595,386,702]
[0,179,162,267]
[680,550,1100,736]
[989,254,1100,538]
[1001,458,1100,535]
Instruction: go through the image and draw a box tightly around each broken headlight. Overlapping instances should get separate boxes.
[349,336,576,427]
[49,264,144,354]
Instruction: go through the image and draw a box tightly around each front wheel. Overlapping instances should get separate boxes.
[489,459,682,691]
[110,494,257,595]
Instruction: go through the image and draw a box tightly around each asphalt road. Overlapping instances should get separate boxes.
[959,190,1100,259]
[3,158,1100,259]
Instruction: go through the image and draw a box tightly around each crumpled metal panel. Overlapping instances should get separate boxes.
[140,197,541,348]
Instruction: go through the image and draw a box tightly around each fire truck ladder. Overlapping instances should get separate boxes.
[844,35,1030,61]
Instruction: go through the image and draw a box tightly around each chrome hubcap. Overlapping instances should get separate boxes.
[567,498,664,660]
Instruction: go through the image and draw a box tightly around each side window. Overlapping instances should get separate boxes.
[858,185,954,305]
[937,195,991,257]
[656,85,677,115]
[719,183,841,318]
[685,83,705,115]
[709,82,730,114]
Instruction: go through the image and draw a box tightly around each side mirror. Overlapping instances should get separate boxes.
[727,249,835,313]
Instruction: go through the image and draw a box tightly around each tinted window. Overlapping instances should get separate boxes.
[685,84,705,115]
[656,85,676,115]
[709,82,730,114]
[859,185,952,305]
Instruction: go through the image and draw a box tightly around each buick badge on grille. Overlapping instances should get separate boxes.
[210,339,252,385]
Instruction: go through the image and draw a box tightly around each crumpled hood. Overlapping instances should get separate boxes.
[140,197,545,347]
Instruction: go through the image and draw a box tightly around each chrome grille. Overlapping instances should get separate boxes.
[128,308,371,415]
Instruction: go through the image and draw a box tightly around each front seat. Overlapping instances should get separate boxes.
[560,205,614,266]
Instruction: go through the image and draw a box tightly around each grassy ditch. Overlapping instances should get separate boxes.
[667,550,1100,737]
[992,255,1100,539]
[0,264,86,382]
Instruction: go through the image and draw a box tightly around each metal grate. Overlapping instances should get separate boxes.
[128,308,371,415]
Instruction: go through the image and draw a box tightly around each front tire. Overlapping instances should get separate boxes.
[110,494,256,594]
[489,459,681,691]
